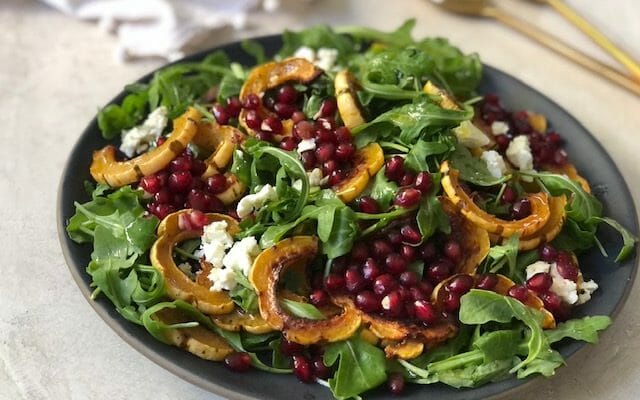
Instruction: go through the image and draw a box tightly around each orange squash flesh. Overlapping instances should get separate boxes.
[334,143,384,203]
[517,195,567,250]
[335,70,366,128]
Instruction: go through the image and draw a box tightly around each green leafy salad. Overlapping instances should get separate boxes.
[67,20,637,399]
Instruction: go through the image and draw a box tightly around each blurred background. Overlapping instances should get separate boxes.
[1,1,639,399]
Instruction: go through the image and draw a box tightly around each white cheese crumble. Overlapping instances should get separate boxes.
[491,121,509,136]
[196,221,233,268]
[525,260,552,279]
[525,260,598,305]
[208,267,238,292]
[506,135,533,171]
[222,237,261,277]
[293,46,339,71]
[453,121,490,148]
[119,106,168,158]
[236,184,278,219]
[297,138,317,153]
[293,168,328,191]
[577,279,599,305]
[480,150,507,179]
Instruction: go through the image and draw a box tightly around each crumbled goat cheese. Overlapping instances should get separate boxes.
[208,267,238,292]
[491,121,510,136]
[453,121,490,148]
[119,106,168,158]
[236,184,278,218]
[481,150,508,179]
[506,135,534,171]
[549,263,579,305]
[196,221,234,268]
[293,46,316,62]
[222,237,261,276]
[297,138,317,153]
[525,260,552,279]
[293,46,339,71]
[293,168,327,191]
[577,279,599,305]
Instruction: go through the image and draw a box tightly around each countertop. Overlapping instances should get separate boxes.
[1,0,639,399]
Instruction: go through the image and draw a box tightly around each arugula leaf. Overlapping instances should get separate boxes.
[450,145,511,186]
[545,316,612,344]
[482,235,521,282]
[515,349,564,379]
[279,298,326,320]
[369,168,399,209]
[97,90,149,139]
[417,194,451,241]
[322,206,358,259]
[404,138,451,172]
[324,337,387,399]
[590,217,638,262]
[278,25,357,63]
[337,19,416,47]
[472,329,523,362]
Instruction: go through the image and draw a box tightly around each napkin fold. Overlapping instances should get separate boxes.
[40,0,292,61]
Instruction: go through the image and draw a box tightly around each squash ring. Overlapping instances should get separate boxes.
[335,70,366,129]
[334,143,384,203]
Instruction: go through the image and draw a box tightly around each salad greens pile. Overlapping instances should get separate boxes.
[67,19,637,400]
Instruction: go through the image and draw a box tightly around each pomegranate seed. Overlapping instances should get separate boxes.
[385,253,408,275]
[280,136,298,151]
[443,240,462,263]
[385,156,405,181]
[261,116,283,134]
[381,291,404,317]
[419,242,438,262]
[427,259,453,283]
[358,196,380,214]
[446,275,474,295]
[373,274,398,297]
[417,281,434,297]
[400,224,422,244]
[328,170,344,186]
[526,272,553,293]
[335,143,355,161]
[148,202,175,219]
[168,171,193,193]
[311,356,331,379]
[224,352,252,372]
[140,175,162,194]
[553,149,568,165]
[188,210,208,229]
[277,85,298,104]
[372,239,394,259]
[399,172,415,186]
[316,117,336,131]
[539,243,557,262]
[315,128,333,144]
[319,98,337,117]
[274,102,296,119]
[511,198,531,219]
[399,271,418,287]
[156,137,167,146]
[476,274,499,290]
[387,230,403,245]
[442,291,461,312]
[507,284,529,302]
[414,171,433,193]
[394,188,422,208]
[555,254,579,282]
[206,174,227,194]
[315,143,336,162]
[154,188,172,204]
[187,190,208,211]
[409,286,427,301]
[292,355,314,383]
[322,159,337,175]
[324,273,345,291]
[280,339,304,356]
[300,151,316,170]
[256,130,273,142]
[171,192,186,208]
[540,291,562,312]
[191,159,206,176]
[414,300,439,324]
[291,111,306,123]
[242,94,261,110]
[501,186,517,204]
[335,126,352,143]
[309,290,329,307]
[169,156,193,173]
[293,120,315,140]
[351,243,369,262]
[263,95,275,111]
[244,109,262,130]
[331,257,348,273]
[553,303,572,322]
[356,290,380,313]
[400,245,416,261]
[546,132,562,144]
[362,258,382,281]
[495,134,511,151]
[212,104,230,125]
[387,373,405,395]
[225,97,242,117]
[345,268,367,293]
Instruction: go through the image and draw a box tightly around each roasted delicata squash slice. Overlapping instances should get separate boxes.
[334,143,384,203]
[150,210,237,315]
[423,81,460,111]
[440,161,551,238]
[384,339,424,360]
[91,107,201,187]
[335,70,366,128]
[197,123,245,178]
[154,307,233,361]
[249,236,362,344]
[516,195,567,250]
[212,309,273,334]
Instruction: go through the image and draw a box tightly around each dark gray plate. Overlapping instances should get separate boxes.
[57,35,638,400]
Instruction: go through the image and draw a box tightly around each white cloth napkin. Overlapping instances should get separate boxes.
[40,0,289,61]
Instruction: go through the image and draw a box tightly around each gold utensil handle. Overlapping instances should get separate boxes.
[488,8,640,97]
[544,0,640,82]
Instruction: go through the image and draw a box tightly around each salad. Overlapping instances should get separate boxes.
[67,20,638,399]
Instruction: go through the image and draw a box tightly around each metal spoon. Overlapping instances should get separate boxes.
[429,0,640,96]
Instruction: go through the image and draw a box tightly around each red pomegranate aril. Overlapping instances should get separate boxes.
[507,284,529,302]
[320,159,336,175]
[224,352,252,372]
[381,291,404,317]
[187,189,208,211]
[309,289,329,307]
[319,98,337,117]
[280,136,298,151]
[263,95,275,111]
[292,355,314,383]
[280,339,304,356]
[546,132,562,144]
[256,130,273,142]
[399,172,415,187]
[526,272,553,293]
[156,137,167,147]
[387,230,402,245]
[400,224,422,244]
[300,151,316,170]
[387,373,405,395]
[361,258,381,281]
[291,111,306,123]
[328,170,344,186]
[443,291,461,312]
[427,259,453,283]
[311,356,331,380]
[335,126,352,143]
[356,290,380,313]
[555,255,579,282]
[191,159,206,176]
[225,97,242,117]
[446,275,474,295]
[274,102,296,119]
[294,120,315,139]
[373,274,398,297]
[168,171,193,193]
[540,291,562,312]
[475,274,499,290]
[140,174,162,194]
[372,239,394,259]
[409,286,426,301]
[244,109,262,130]
[172,192,186,208]
[385,253,408,275]
[539,243,557,262]
[316,117,336,131]
[399,271,418,287]
[316,128,335,144]
[553,149,568,165]
[154,188,172,204]
[315,143,336,162]
[261,116,283,135]
[511,198,531,219]
[335,143,355,161]
[207,195,224,212]
[414,171,433,193]
[385,156,405,181]
[394,188,422,208]
[206,174,227,194]
[351,243,369,262]
[443,240,462,263]
[212,104,230,125]
[417,280,434,297]
[345,268,367,293]
[501,186,517,204]
[242,93,261,110]
[169,156,193,173]
[419,242,438,262]
[358,196,379,214]
[414,300,439,324]
[277,85,298,104]
[148,202,175,219]
[188,210,208,229]
[495,134,511,150]
[324,273,346,291]
[331,257,348,273]
[400,245,416,261]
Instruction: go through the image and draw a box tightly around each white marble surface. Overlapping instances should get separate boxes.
[1,0,639,399]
